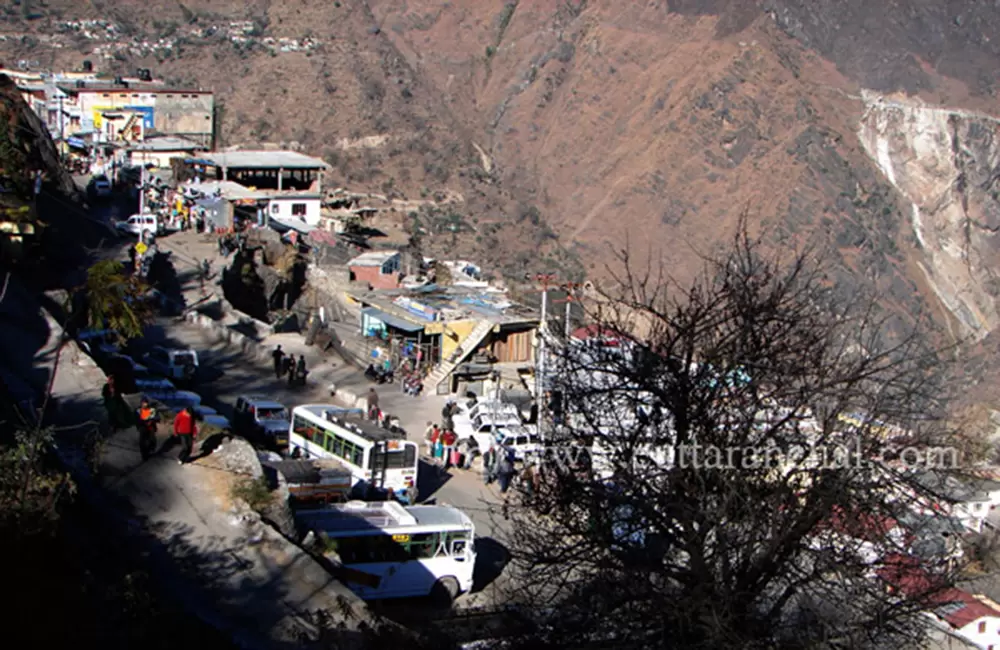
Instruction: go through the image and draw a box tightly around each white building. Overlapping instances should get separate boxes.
[929,591,1000,650]
[267,192,322,227]
[910,472,1000,534]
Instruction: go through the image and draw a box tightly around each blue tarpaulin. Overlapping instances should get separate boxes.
[66,137,87,149]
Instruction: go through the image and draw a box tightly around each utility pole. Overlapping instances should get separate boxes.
[555,282,583,339]
[530,273,556,444]
[139,165,147,215]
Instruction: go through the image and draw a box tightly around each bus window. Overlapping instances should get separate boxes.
[332,435,344,457]
[323,433,336,454]
[407,533,438,559]
[370,444,418,471]
[451,538,468,560]
[351,447,364,467]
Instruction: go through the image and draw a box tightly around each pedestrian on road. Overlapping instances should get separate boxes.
[173,406,198,465]
[442,429,458,469]
[433,434,445,467]
[441,400,456,432]
[424,422,436,456]
[272,345,285,379]
[127,244,136,269]
[287,358,297,387]
[404,482,418,506]
[366,387,380,421]
[482,446,497,485]
[496,447,515,493]
[296,355,307,387]
[135,398,159,461]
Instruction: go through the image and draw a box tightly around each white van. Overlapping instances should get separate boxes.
[115,213,162,237]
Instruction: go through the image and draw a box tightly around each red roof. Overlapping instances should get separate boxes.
[571,324,626,343]
[876,554,941,597]
[877,556,1000,630]
[818,506,898,543]
[933,589,1000,629]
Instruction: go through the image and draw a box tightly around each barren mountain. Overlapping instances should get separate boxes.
[3,2,1000,353]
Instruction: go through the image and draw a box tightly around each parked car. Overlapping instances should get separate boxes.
[146,389,202,411]
[455,411,524,459]
[233,395,290,448]
[493,425,541,462]
[76,328,120,361]
[142,346,199,383]
[115,213,162,237]
[193,405,232,436]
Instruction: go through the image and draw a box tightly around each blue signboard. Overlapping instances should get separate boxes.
[124,105,155,129]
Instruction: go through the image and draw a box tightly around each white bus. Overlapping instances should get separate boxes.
[297,500,476,602]
[288,405,420,499]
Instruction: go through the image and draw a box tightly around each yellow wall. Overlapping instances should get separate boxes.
[424,319,478,361]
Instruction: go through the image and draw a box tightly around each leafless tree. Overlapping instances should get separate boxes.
[492,218,972,649]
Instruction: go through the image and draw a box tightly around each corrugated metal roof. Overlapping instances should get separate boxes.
[195,150,332,170]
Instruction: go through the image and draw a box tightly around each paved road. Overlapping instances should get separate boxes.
[124,238,514,612]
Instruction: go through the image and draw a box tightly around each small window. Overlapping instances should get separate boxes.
[291,203,307,216]
[102,93,110,98]
[271,204,280,214]
[165,94,174,98]
[980,621,987,634]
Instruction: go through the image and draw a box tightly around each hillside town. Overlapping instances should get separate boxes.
[6,62,1000,650]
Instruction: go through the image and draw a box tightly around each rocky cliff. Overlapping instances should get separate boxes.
[858,93,1000,341]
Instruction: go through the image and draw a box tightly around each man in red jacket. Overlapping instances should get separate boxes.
[173,406,198,465]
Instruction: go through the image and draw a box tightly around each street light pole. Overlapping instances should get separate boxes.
[533,273,555,444]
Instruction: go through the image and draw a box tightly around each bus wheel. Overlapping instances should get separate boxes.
[431,576,460,606]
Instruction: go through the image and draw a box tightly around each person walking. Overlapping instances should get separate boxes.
[433,433,445,468]
[296,355,307,387]
[287,357,297,387]
[173,406,198,465]
[366,387,380,421]
[101,376,130,434]
[424,422,438,456]
[404,482,418,506]
[135,398,159,461]
[496,446,515,493]
[442,429,458,469]
[441,400,456,433]
[272,345,285,379]
[482,445,497,484]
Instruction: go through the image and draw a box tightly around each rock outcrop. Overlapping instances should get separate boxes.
[859,92,1000,340]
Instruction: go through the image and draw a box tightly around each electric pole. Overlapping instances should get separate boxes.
[529,273,556,443]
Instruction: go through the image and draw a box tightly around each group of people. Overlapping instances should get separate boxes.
[272,345,309,388]
[135,398,200,464]
[424,423,461,469]
[102,377,200,465]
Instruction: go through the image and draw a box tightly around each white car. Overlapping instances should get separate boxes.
[455,411,524,458]
[142,346,199,382]
[493,425,541,462]
[115,213,162,237]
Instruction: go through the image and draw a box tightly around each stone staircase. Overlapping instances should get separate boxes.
[423,320,495,393]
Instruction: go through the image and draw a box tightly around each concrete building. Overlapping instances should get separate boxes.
[348,251,402,290]
[128,136,206,168]
[55,80,214,146]
[186,150,330,193]
[267,192,323,228]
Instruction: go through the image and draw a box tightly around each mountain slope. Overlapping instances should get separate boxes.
[1,1,999,349]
